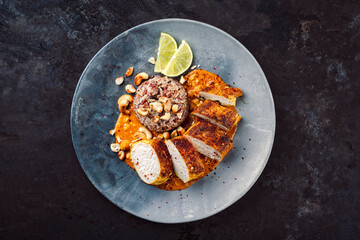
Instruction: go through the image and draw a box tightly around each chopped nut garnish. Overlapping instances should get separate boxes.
[138,126,152,139]
[172,104,179,113]
[148,57,156,64]
[171,129,178,138]
[109,129,115,135]
[180,76,186,84]
[115,76,124,85]
[125,67,134,77]
[118,151,125,160]
[190,65,196,70]
[118,94,133,115]
[125,84,136,93]
[163,132,170,139]
[134,72,149,85]
[150,102,163,113]
[177,126,185,136]
[153,116,160,123]
[137,108,149,116]
[110,143,121,152]
[159,96,171,112]
[134,132,147,140]
[160,112,171,121]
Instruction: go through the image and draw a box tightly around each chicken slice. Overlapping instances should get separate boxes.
[191,100,241,131]
[184,69,243,106]
[185,120,233,161]
[131,139,173,185]
[199,85,243,106]
[165,136,205,183]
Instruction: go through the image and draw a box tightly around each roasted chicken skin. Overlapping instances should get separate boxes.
[165,136,205,183]
[185,120,233,161]
[191,100,241,131]
[184,69,243,106]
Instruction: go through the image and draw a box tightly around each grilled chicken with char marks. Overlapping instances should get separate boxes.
[165,136,205,183]
[185,120,233,161]
[191,100,241,131]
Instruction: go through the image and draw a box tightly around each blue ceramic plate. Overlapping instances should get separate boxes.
[71,19,275,223]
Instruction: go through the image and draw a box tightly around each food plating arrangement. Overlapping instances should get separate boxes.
[109,33,243,191]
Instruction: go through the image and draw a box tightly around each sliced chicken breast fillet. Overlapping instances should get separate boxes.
[199,85,243,106]
[131,139,173,185]
[165,136,205,183]
[191,100,241,131]
[185,120,233,161]
[184,69,243,106]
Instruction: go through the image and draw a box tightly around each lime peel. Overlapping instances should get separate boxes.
[161,40,193,77]
[154,32,177,73]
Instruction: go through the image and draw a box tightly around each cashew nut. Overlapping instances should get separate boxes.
[118,151,125,160]
[110,143,121,152]
[134,72,149,85]
[180,76,186,84]
[120,140,131,151]
[118,94,133,115]
[159,97,171,112]
[171,129,178,138]
[160,112,171,121]
[134,132,147,140]
[137,108,149,116]
[163,132,170,139]
[148,57,156,64]
[150,102,163,113]
[153,116,160,123]
[177,126,185,136]
[138,126,152,139]
[125,84,136,93]
[125,67,134,77]
[172,104,179,113]
[115,76,124,85]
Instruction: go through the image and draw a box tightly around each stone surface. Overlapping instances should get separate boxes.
[1,0,359,239]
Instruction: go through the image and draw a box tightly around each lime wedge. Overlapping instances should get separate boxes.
[161,40,193,77]
[154,33,177,72]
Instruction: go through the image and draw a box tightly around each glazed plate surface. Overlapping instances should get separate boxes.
[71,19,275,223]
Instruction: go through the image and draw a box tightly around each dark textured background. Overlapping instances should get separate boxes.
[1,0,360,239]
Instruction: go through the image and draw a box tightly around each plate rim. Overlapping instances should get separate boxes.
[70,18,276,224]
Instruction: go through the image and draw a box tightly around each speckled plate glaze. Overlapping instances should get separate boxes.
[71,19,275,223]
